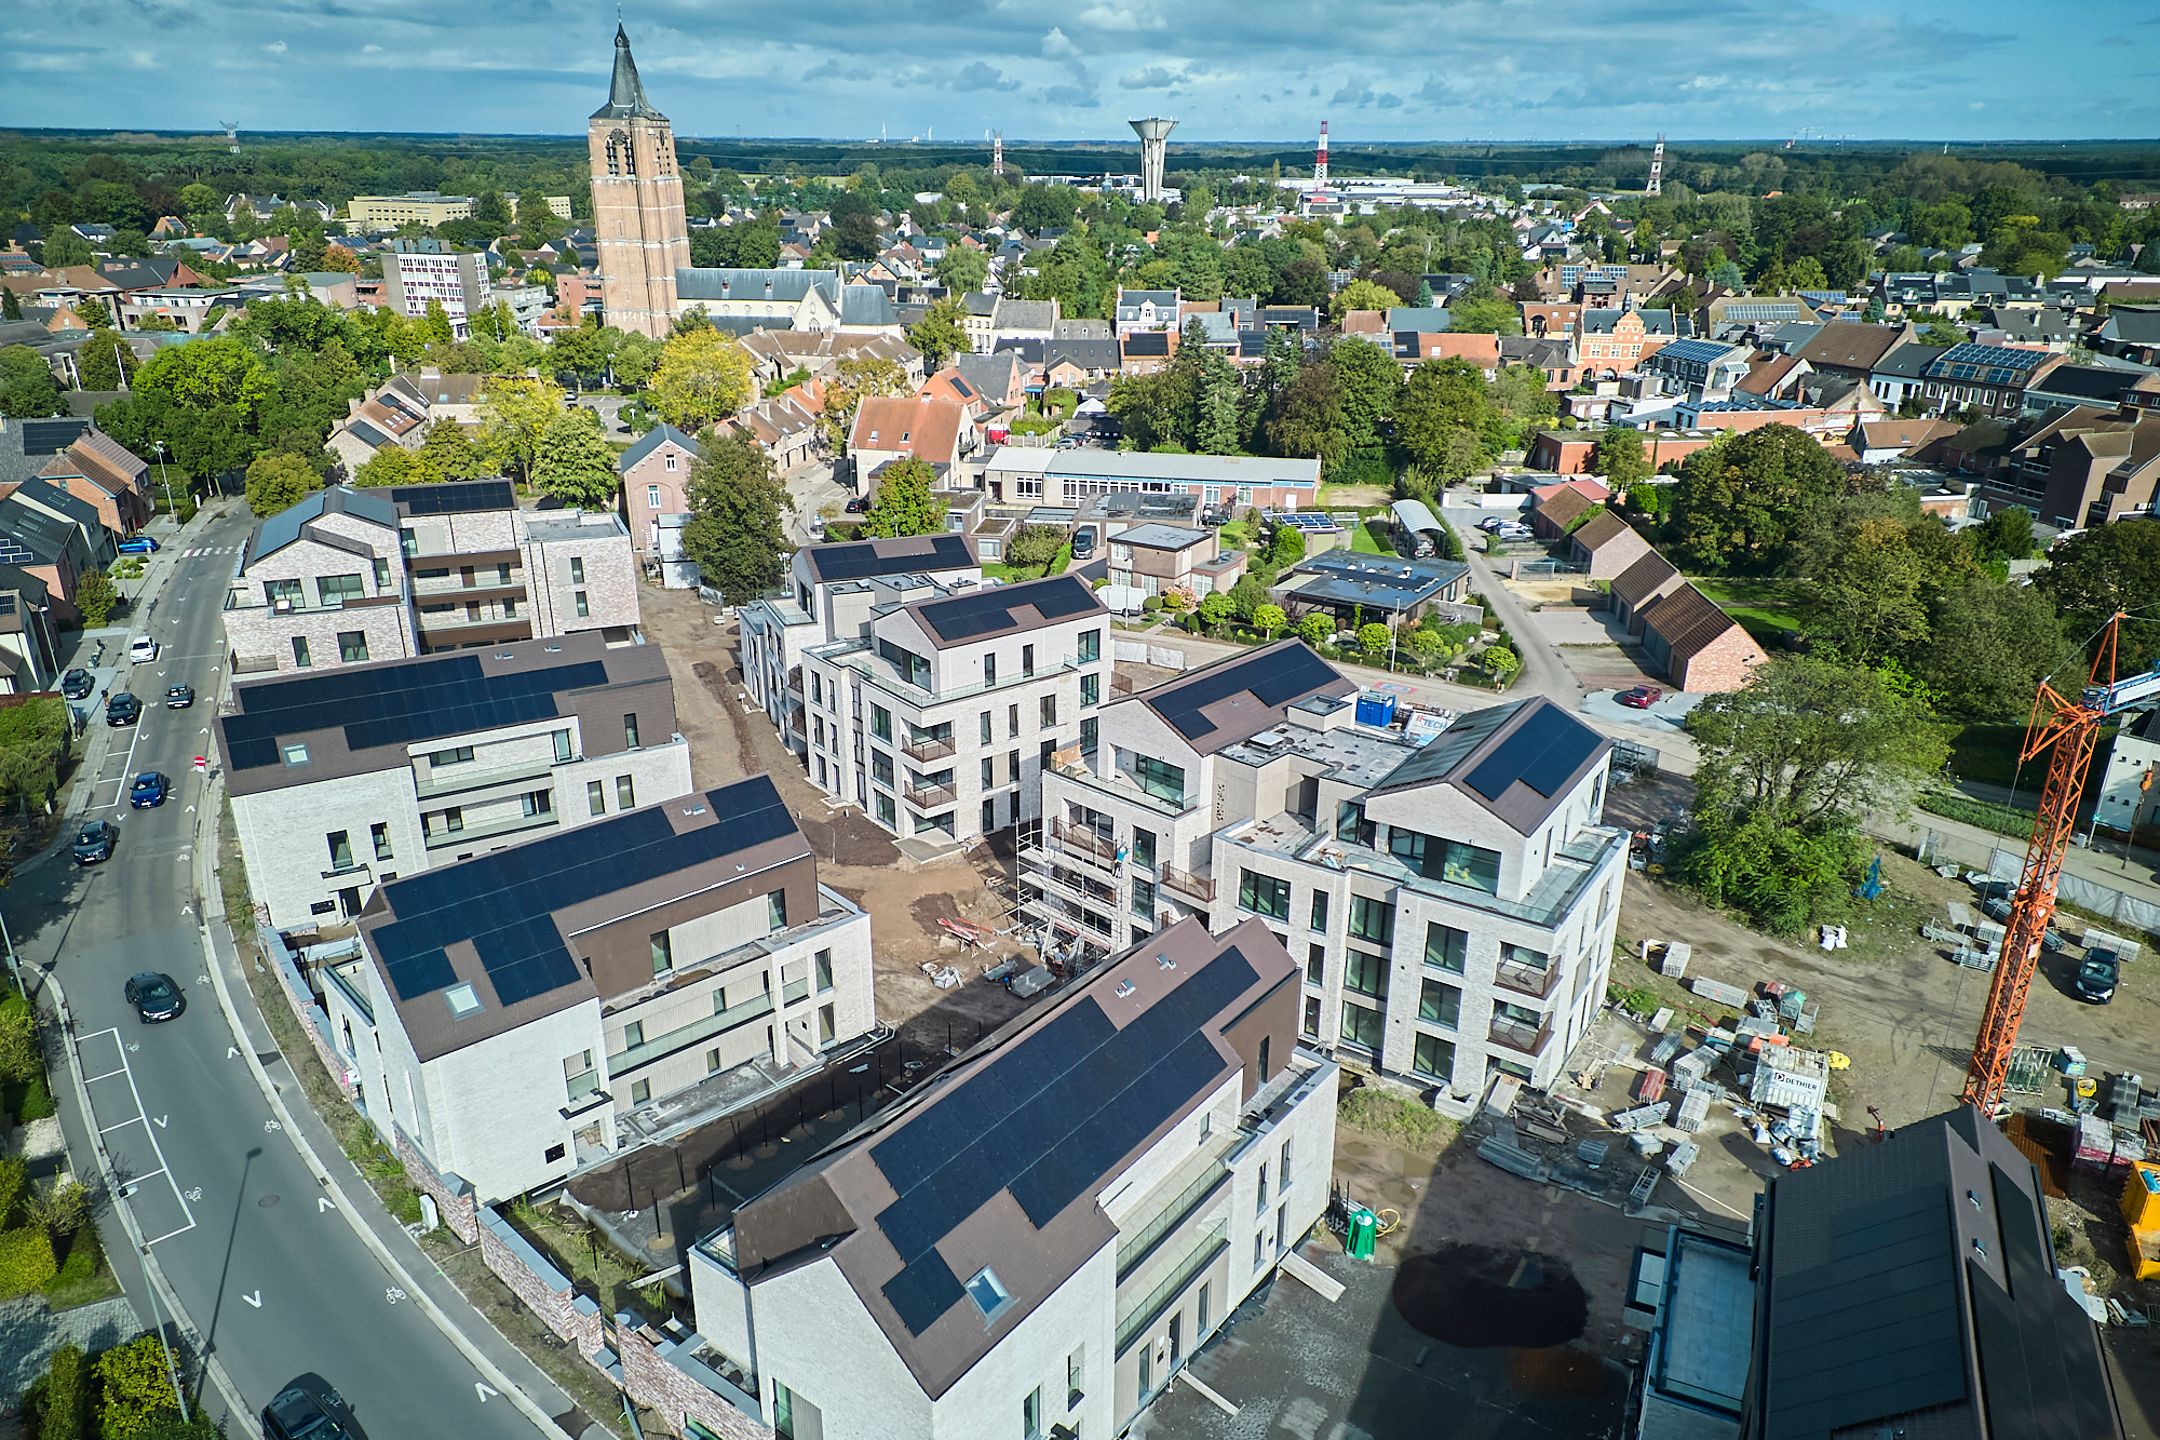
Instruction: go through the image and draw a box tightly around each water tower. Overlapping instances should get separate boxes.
[1129,117,1176,203]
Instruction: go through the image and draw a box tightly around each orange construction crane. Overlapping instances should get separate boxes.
[1964,613,2160,1113]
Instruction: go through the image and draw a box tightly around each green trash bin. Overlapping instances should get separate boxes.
[1346,1206,1377,1261]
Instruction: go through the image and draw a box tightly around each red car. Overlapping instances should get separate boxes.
[1617,685,1663,709]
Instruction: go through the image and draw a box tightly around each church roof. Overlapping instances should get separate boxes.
[590,25,666,122]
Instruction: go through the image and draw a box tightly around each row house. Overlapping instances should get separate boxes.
[321,775,872,1203]
[1916,342,2062,418]
[736,329,923,390]
[2002,400,2160,527]
[222,481,642,677]
[686,917,1336,1440]
[1606,554,1769,693]
[617,423,701,560]
[218,632,695,928]
[1575,307,1679,373]
[1,418,153,538]
[0,566,61,694]
[850,395,976,485]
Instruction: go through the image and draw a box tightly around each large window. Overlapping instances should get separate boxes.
[1132,754,1186,805]
[1418,978,1461,1029]
[317,573,365,608]
[1425,923,1467,974]
[877,638,929,690]
[1130,827,1157,870]
[1389,829,1502,894]
[1310,891,1329,932]
[337,631,369,664]
[1340,999,1384,1051]
[1347,895,1394,945]
[1413,1033,1456,1084]
[1344,950,1389,1000]
[766,890,788,932]
[1080,673,1099,707]
[1078,628,1101,663]
[1131,877,1156,921]
[1238,869,1290,921]
[872,752,895,788]
[871,705,893,742]
[650,931,673,976]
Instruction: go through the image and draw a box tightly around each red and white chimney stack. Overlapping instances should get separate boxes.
[1313,119,1330,195]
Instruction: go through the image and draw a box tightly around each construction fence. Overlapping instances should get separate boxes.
[1916,829,2160,941]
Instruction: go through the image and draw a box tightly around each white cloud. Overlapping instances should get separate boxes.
[362,43,383,54]
[1074,0,1165,33]
[262,39,287,54]
[1040,26,1078,58]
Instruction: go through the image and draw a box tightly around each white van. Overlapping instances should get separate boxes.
[129,635,159,664]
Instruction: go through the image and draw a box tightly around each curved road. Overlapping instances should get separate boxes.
[17,506,552,1440]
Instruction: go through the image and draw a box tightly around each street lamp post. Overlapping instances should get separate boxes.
[0,904,20,998]
[153,440,176,516]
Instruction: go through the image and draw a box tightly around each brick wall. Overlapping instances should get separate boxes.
[1675,625,1769,694]
[260,931,357,1102]
[391,1125,480,1243]
[477,1209,607,1356]
[617,1326,773,1440]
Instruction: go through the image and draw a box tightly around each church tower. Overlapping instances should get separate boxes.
[588,25,689,338]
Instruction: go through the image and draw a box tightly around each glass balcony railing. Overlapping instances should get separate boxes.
[1115,1219,1228,1354]
[608,991,776,1074]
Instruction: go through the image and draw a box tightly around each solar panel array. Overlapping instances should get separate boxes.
[1925,342,2047,387]
[20,419,88,456]
[372,776,799,1008]
[805,533,974,584]
[1150,644,1340,743]
[222,655,610,771]
[1266,511,1341,534]
[1657,338,1739,366]
[392,480,516,516]
[915,575,1097,644]
[0,537,35,567]
[872,946,1258,1336]
[1463,705,1600,803]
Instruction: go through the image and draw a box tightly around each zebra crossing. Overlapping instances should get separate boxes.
[180,544,241,558]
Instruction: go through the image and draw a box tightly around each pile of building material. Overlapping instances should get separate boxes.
[1746,1047,1831,1153]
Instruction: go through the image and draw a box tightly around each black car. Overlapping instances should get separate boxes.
[261,1383,350,1440]
[124,972,184,1023]
[72,820,117,865]
[61,668,93,700]
[166,684,194,709]
[105,692,141,727]
[2075,948,2121,1005]
[844,494,870,514]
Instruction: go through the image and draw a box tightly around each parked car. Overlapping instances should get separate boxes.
[166,684,194,709]
[117,535,160,555]
[105,692,141,727]
[844,495,870,514]
[2075,948,2121,1005]
[73,820,117,865]
[124,971,185,1023]
[1070,528,1096,560]
[1477,515,1513,534]
[261,1381,351,1440]
[129,635,159,664]
[130,772,171,809]
[1617,686,1664,710]
[61,668,93,700]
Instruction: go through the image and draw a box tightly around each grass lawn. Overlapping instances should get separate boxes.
[1691,576,1808,643]
[1348,516,1395,555]
[982,544,1071,584]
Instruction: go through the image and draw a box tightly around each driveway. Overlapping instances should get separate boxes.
[784,457,847,544]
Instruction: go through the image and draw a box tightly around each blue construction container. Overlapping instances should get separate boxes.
[1355,691,1398,729]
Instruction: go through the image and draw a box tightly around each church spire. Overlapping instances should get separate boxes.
[591,23,666,122]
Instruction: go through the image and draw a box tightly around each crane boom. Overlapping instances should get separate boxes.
[1964,615,2157,1113]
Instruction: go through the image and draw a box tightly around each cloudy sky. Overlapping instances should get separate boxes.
[3,0,2156,144]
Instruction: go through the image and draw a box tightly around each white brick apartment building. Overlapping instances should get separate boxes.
[685,917,1337,1440]
[223,481,641,676]
[218,632,694,927]
[382,238,493,338]
[1028,642,1628,1098]
[319,775,873,1201]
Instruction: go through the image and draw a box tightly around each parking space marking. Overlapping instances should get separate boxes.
[75,1026,197,1246]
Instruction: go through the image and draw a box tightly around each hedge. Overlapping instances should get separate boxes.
[0,1226,58,1300]
[1917,789,2033,840]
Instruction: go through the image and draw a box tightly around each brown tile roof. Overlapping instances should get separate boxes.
[1533,486,1598,527]
[1412,332,1502,368]
[1642,582,1751,662]
[1570,508,1639,552]
[1854,417,1961,453]
[851,395,966,463]
[1610,551,1680,608]
[1799,321,1912,373]
[1738,353,1802,396]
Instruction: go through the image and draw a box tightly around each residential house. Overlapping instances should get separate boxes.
[1796,321,1916,382]
[736,330,922,390]
[1849,417,1962,466]
[1121,330,1176,376]
[1521,301,1583,343]
[849,396,975,484]
[1499,335,1583,390]
[1606,552,1682,636]
[1642,338,1751,397]
[218,631,695,928]
[222,481,642,676]
[2096,305,2160,367]
[673,268,899,336]
[1272,552,1472,627]
[1576,308,1679,373]
[2001,402,2160,527]
[796,574,1110,846]
[1565,509,1655,580]
[1115,288,1181,336]
[0,567,61,693]
[1916,342,2062,418]
[686,916,1336,1440]
[1528,485,1602,539]
[738,534,983,755]
[1699,294,1817,332]
[1395,331,1501,373]
[1104,524,1225,598]
[33,426,153,537]
[618,423,702,559]
[1869,341,1949,409]
[1630,583,1767,693]
[917,369,992,421]
[728,389,824,471]
[2022,363,2146,418]
[323,774,870,1202]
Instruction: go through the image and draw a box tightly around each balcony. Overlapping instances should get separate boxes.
[413,755,558,801]
[903,734,956,763]
[417,615,533,649]
[1021,893,1114,941]
[1116,1145,1232,1281]
[607,990,777,1074]
[1046,819,1118,868]
[811,638,1085,707]
[1115,1219,1228,1354]
[1488,1015,1553,1058]
[1052,759,1196,819]
[1493,959,1562,1001]
[422,807,558,852]
[1030,865,1117,911]
[224,590,404,616]
[409,577,527,605]
[905,780,957,810]
[1157,864,1215,903]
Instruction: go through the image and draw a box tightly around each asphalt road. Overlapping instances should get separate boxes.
[17,508,547,1440]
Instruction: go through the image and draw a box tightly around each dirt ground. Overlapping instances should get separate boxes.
[640,585,1031,1050]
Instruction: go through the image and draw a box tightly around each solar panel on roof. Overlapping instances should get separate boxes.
[391,480,515,516]
[1464,705,1598,801]
[1150,645,1340,742]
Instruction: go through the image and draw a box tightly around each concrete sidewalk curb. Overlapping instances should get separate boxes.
[186,663,572,1440]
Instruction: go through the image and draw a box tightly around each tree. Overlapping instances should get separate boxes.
[74,569,118,628]
[478,376,567,485]
[1297,612,1333,648]
[1253,603,1286,639]
[0,991,38,1087]
[649,329,751,432]
[1357,622,1393,662]
[1678,803,1870,936]
[1004,524,1066,572]
[1012,184,1079,234]
[1668,424,1846,571]
[680,434,791,603]
[94,1335,185,1440]
[1446,290,1523,336]
[1394,358,1495,481]
[1326,337,1402,455]
[1971,504,2037,563]
[822,355,908,451]
[1914,575,2081,721]
[1195,369,1242,456]
[1264,364,1347,468]
[354,445,418,487]
[0,288,18,321]
[833,210,881,261]
[1590,427,1649,490]
[1405,626,1447,666]
[934,246,990,295]
[0,346,63,418]
[0,700,70,813]
[412,419,487,483]
[75,331,132,391]
[906,297,972,372]
[1197,591,1233,632]
[1328,277,1403,322]
[2036,521,2160,666]
[860,457,943,538]
[1481,645,1521,687]
[244,452,318,516]
[1807,517,1935,665]
[72,299,111,331]
[0,1228,56,1300]
[532,410,619,508]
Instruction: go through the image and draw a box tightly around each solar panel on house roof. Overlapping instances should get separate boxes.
[867,945,1257,1336]
[1265,511,1340,533]
[1151,645,1340,742]
[392,480,515,516]
[805,533,973,583]
[916,576,1096,643]
[19,419,88,456]
[1464,705,1599,802]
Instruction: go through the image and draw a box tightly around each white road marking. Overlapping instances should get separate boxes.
[99,1116,145,1135]
[152,1115,168,1128]
[75,1026,197,1245]
[475,1383,499,1404]
[242,1291,262,1309]
[317,1197,335,1213]
[226,1046,239,1058]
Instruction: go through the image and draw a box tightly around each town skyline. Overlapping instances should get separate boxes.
[4,0,2158,143]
